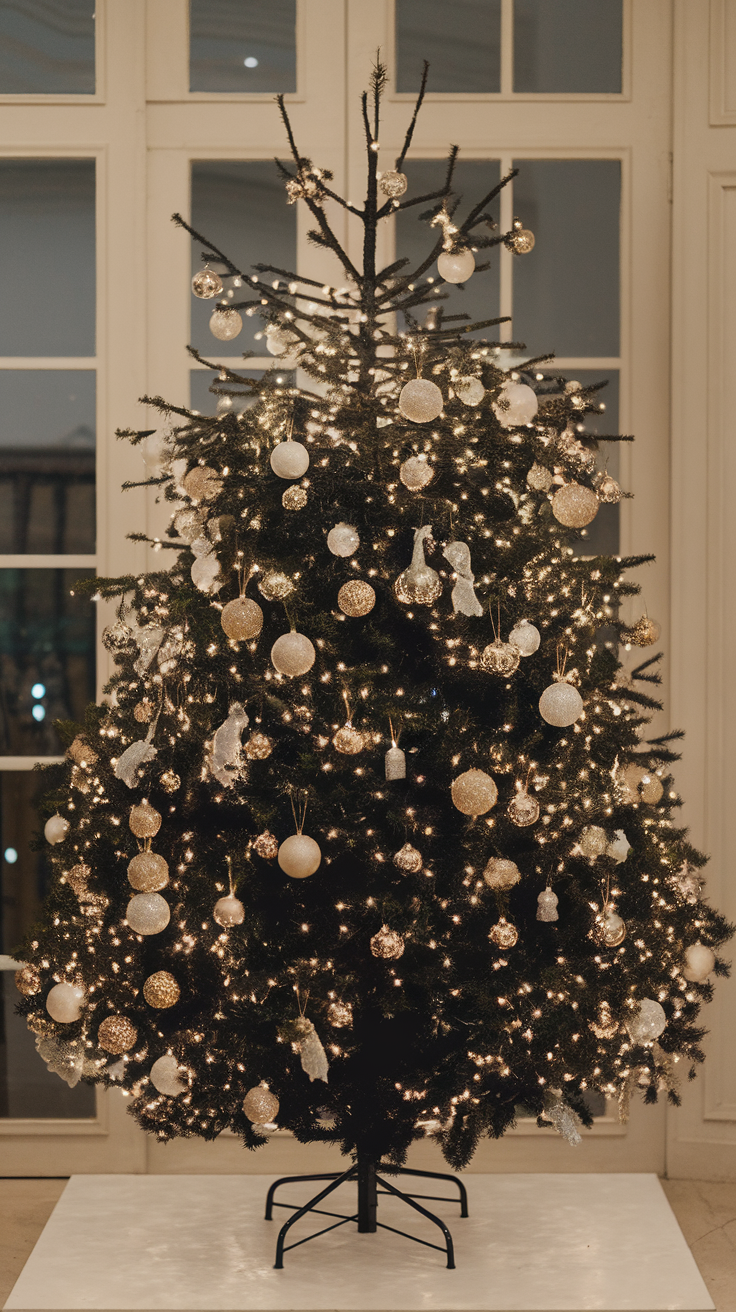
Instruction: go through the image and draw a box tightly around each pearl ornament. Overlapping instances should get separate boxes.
[126,892,170,935]
[493,381,538,427]
[44,814,69,845]
[454,376,485,406]
[271,632,316,677]
[46,981,85,1023]
[278,833,321,879]
[399,455,434,490]
[437,249,475,283]
[270,441,310,480]
[398,378,443,423]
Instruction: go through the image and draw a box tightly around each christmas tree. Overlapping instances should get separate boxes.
[15,64,732,1175]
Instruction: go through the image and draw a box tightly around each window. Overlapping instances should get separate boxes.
[0,0,95,95]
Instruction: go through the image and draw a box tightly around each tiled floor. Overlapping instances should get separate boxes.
[0,1176,734,1310]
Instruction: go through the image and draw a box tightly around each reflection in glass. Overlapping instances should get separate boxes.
[512,159,620,358]
[514,0,622,94]
[0,160,95,356]
[190,369,295,416]
[0,372,95,553]
[396,0,501,93]
[0,0,94,95]
[190,0,296,93]
[191,162,296,357]
[395,160,501,337]
[0,569,95,755]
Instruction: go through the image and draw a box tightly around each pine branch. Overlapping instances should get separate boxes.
[395,60,429,171]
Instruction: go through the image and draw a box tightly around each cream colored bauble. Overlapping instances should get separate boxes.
[44,813,69,844]
[209,308,242,340]
[539,681,584,727]
[213,894,245,926]
[626,998,666,1044]
[278,833,322,879]
[398,378,443,424]
[183,465,222,503]
[126,892,170,935]
[270,441,310,480]
[242,1086,279,1123]
[454,376,485,406]
[150,1054,187,1096]
[493,381,538,427]
[451,769,498,815]
[683,942,716,982]
[438,249,475,283]
[221,597,263,641]
[552,483,599,528]
[399,455,434,490]
[129,800,162,838]
[270,632,316,677]
[327,523,359,556]
[483,857,521,890]
[46,981,85,1023]
[508,619,540,656]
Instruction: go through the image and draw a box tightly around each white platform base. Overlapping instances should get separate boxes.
[4,1172,713,1312]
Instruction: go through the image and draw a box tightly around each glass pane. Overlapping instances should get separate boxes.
[396,0,501,93]
[189,0,296,93]
[514,0,622,94]
[0,371,95,553]
[0,568,95,755]
[0,159,95,356]
[0,0,94,95]
[191,161,296,357]
[191,368,295,415]
[511,159,620,358]
[395,160,501,337]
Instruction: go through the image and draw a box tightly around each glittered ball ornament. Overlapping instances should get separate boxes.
[451,769,498,816]
[283,486,308,511]
[126,892,170,936]
[370,925,405,959]
[379,170,408,198]
[143,971,180,1008]
[98,1015,138,1054]
[394,843,422,873]
[438,248,475,283]
[327,1001,353,1027]
[539,681,584,727]
[338,581,375,617]
[258,571,294,601]
[683,942,716,982]
[399,455,434,490]
[333,724,365,754]
[245,732,272,760]
[150,1054,187,1096]
[626,998,667,1044]
[174,507,206,542]
[209,308,242,340]
[160,770,181,794]
[183,465,222,503]
[483,858,520,890]
[192,267,223,299]
[129,801,161,838]
[243,1086,279,1124]
[127,851,169,892]
[509,224,535,255]
[213,894,245,926]
[46,981,85,1023]
[15,964,41,996]
[526,463,553,492]
[133,698,154,723]
[270,440,310,480]
[537,889,559,922]
[489,918,518,948]
[493,381,538,428]
[398,378,443,424]
[254,830,279,860]
[596,908,626,948]
[271,632,316,677]
[481,639,520,676]
[580,825,608,859]
[44,813,69,845]
[508,619,541,656]
[551,483,599,528]
[620,764,664,805]
[454,376,485,406]
[507,789,540,826]
[278,833,321,879]
[221,597,263,641]
[327,523,359,557]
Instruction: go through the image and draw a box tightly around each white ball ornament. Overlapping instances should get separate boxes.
[552,483,599,529]
[493,381,538,427]
[683,942,716,982]
[539,681,584,727]
[626,998,667,1044]
[213,895,245,927]
[46,981,85,1023]
[327,523,359,556]
[278,834,322,879]
[45,813,69,844]
[150,1054,187,1097]
[438,248,475,283]
[270,441,310,480]
[126,892,170,936]
[209,308,242,341]
[509,619,541,656]
[271,632,316,677]
[451,769,498,816]
[399,455,434,490]
[399,378,443,424]
[453,376,485,406]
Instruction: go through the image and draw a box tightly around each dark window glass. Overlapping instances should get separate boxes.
[395,160,501,338]
[0,160,95,356]
[0,371,95,553]
[189,0,296,93]
[514,0,622,94]
[191,368,295,415]
[0,568,95,755]
[190,161,296,357]
[0,0,95,95]
[396,0,501,93]
[511,159,620,358]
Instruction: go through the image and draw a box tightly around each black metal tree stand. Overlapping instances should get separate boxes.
[265,1152,468,1269]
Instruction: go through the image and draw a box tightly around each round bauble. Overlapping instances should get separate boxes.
[508,619,541,656]
[327,1001,353,1027]
[552,483,599,528]
[271,632,316,677]
[128,851,169,892]
[622,616,661,647]
[192,267,223,299]
[370,925,405,959]
[253,830,279,860]
[399,455,434,490]
[379,170,407,198]
[683,942,716,983]
[160,770,181,794]
[537,889,559,922]
[129,800,161,838]
[481,639,520,676]
[333,724,365,754]
[398,378,443,424]
[46,981,85,1023]
[620,763,664,805]
[393,843,422,873]
[243,1086,279,1124]
[539,681,584,727]
[266,327,297,356]
[626,998,666,1044]
[509,225,535,255]
[454,376,485,406]
[270,441,310,480]
[595,473,621,504]
[213,894,245,926]
[143,971,180,1008]
[150,1054,187,1097]
[451,769,498,816]
[483,857,520,890]
[102,618,135,653]
[244,732,272,760]
[580,825,608,859]
[45,813,69,845]
[394,564,442,606]
[98,1015,137,1055]
[258,572,294,603]
[15,964,41,996]
[221,597,263,641]
[174,507,206,543]
[596,909,626,948]
[489,918,518,948]
[526,462,553,492]
[209,308,242,340]
[278,833,321,879]
[282,486,307,511]
[133,698,154,723]
[327,523,359,557]
[493,381,538,428]
[338,580,375,617]
[183,465,222,503]
[507,789,540,826]
[126,892,170,936]
[438,248,475,283]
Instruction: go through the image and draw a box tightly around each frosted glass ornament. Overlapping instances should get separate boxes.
[266,326,297,356]
[102,617,135,653]
[539,681,584,727]
[443,540,483,617]
[438,249,475,283]
[537,889,559,922]
[213,894,245,926]
[370,925,405,959]
[620,763,664,805]
[454,376,485,406]
[271,631,316,677]
[398,378,443,423]
[607,829,631,863]
[483,857,520,890]
[552,483,599,528]
[493,381,538,427]
[44,813,69,844]
[192,267,223,299]
[126,892,170,936]
[683,942,715,982]
[243,1086,279,1123]
[128,851,169,892]
[46,981,85,1023]
[580,825,608,859]
[489,918,518,948]
[394,843,422,873]
[622,615,661,647]
[400,455,434,490]
[221,597,263,641]
[258,571,294,600]
[278,833,321,879]
[451,769,498,816]
[174,507,206,543]
[327,523,359,556]
[385,744,406,780]
[507,789,539,826]
[150,1054,187,1096]
[509,619,540,656]
[129,801,161,838]
[481,639,520,675]
[526,463,553,492]
[209,308,242,340]
[379,170,408,198]
[626,998,666,1044]
[183,465,222,503]
[270,441,310,480]
[394,524,442,606]
[338,581,375,617]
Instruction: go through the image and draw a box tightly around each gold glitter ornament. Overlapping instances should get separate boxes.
[128,851,169,891]
[379,169,408,198]
[589,1001,619,1040]
[66,863,91,897]
[551,483,599,528]
[134,699,154,723]
[98,1015,138,1054]
[143,971,180,1008]
[254,831,279,860]
[243,1086,279,1124]
[192,266,223,299]
[580,825,608,859]
[333,724,365,754]
[507,790,539,826]
[595,472,621,504]
[338,580,376,617]
[489,917,518,948]
[483,857,520,890]
[370,924,405,959]
[129,801,161,838]
[209,307,243,341]
[393,842,422,873]
[509,223,535,255]
[327,1001,353,1027]
[526,462,553,492]
[67,735,97,767]
[15,964,41,996]
[282,486,308,511]
[160,770,180,793]
[245,732,272,760]
[221,596,263,641]
[183,465,222,503]
[621,615,661,647]
[451,768,498,816]
[258,571,294,601]
[481,639,520,675]
[398,378,443,424]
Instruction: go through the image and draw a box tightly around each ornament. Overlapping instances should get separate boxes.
[385,743,406,780]
[160,770,181,793]
[509,619,541,656]
[333,723,365,754]
[213,894,245,926]
[580,825,608,859]
[507,789,539,826]
[174,507,206,543]
[266,326,298,356]
[258,571,294,601]
[243,1086,279,1124]
[67,735,97,767]
[183,465,222,503]
[526,463,553,492]
[451,768,498,816]
[44,813,69,845]
[208,702,249,787]
[15,964,41,996]
[150,1054,187,1096]
[102,618,135,654]
[595,907,626,948]
[607,829,631,863]
[66,863,91,897]
[128,851,169,892]
[192,267,223,298]
[394,524,442,606]
[537,888,559,922]
[327,523,359,557]
[190,535,222,594]
[143,972,180,1008]
[539,681,584,727]
[399,454,434,490]
[98,1016,137,1055]
[209,308,242,340]
[508,221,535,255]
[483,857,520,890]
[278,833,321,879]
[245,732,272,760]
[370,925,405,959]
[327,1000,352,1027]
[134,625,165,675]
[622,616,661,647]
[271,631,316,677]
[438,248,475,283]
[288,1018,329,1083]
[551,483,599,528]
[379,170,407,198]
[35,1034,94,1087]
[394,842,422,873]
[595,472,621,504]
[216,395,233,414]
[492,381,538,427]
[115,723,157,789]
[283,486,308,510]
[129,800,161,838]
[338,580,376,617]
[443,541,483,617]
[126,892,170,935]
[398,378,443,424]
[46,981,85,1023]
[626,998,666,1044]
[557,429,596,472]
[619,763,664,805]
[221,597,263,641]
[270,440,310,480]
[672,861,702,904]
[589,1001,619,1040]
[254,830,279,860]
[134,698,154,723]
[481,639,520,675]
[683,942,715,982]
[543,1091,582,1146]
[453,376,484,406]
[489,917,518,948]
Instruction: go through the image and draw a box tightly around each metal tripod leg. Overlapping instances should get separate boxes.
[390,1164,469,1217]
[375,1170,456,1269]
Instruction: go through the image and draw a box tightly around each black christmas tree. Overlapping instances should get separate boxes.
[15,63,731,1261]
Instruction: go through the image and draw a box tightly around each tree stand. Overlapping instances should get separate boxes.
[265,1153,467,1269]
